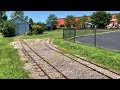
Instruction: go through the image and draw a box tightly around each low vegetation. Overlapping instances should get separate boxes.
[1,21,15,37]
[0,34,29,78]
[26,24,45,35]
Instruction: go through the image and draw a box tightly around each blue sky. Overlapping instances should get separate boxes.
[6,11,120,23]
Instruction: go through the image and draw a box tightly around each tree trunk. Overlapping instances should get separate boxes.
[0,11,2,23]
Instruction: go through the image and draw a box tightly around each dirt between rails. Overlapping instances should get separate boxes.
[11,38,120,79]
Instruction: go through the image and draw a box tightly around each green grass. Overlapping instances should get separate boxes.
[0,34,29,79]
[53,39,120,73]
[21,29,120,74]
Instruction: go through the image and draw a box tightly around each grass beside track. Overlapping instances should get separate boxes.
[0,34,29,79]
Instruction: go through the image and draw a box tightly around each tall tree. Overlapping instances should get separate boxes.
[29,18,34,25]
[91,11,112,28]
[0,11,2,22]
[116,13,120,24]
[65,15,76,27]
[37,21,45,26]
[11,11,24,19]
[0,11,7,32]
[46,14,57,29]
[0,11,6,22]
[25,16,29,21]
[76,15,88,29]
[2,14,7,21]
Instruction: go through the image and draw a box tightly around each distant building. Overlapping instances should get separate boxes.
[46,23,52,30]
[56,13,119,29]
[11,15,30,35]
[106,14,118,29]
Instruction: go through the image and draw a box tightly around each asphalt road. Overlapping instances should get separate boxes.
[75,31,120,51]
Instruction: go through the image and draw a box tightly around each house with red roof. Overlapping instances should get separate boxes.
[56,13,119,29]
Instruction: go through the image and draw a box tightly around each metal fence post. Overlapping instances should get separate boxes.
[70,28,71,39]
[94,26,96,47]
[63,28,64,39]
[74,28,76,43]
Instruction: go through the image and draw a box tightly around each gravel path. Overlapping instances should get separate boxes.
[13,38,120,79]
[23,39,110,79]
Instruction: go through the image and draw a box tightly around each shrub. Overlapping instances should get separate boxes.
[1,21,15,37]
[31,25,44,34]
[0,23,2,33]
[38,24,47,31]
[26,30,33,35]
[60,24,65,27]
[53,25,57,30]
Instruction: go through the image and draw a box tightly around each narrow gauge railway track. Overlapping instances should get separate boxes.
[44,38,120,79]
[19,39,68,79]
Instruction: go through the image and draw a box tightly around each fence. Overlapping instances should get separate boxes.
[63,27,76,42]
[63,27,120,51]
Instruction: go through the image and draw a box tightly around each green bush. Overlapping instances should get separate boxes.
[1,21,15,37]
[26,30,33,35]
[31,25,44,35]
[60,24,65,27]
[0,23,2,33]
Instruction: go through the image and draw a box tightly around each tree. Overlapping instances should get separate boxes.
[11,11,24,19]
[1,20,15,37]
[37,21,47,30]
[91,11,112,28]
[116,13,120,24]
[75,15,88,29]
[0,11,6,22]
[25,16,29,21]
[64,15,76,27]
[29,18,34,25]
[0,11,2,22]
[46,14,57,30]
[0,11,7,32]
[37,21,45,26]
[2,14,7,20]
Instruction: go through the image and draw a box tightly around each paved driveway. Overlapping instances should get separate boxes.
[75,31,120,51]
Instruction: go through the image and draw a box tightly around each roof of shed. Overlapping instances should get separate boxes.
[11,15,30,24]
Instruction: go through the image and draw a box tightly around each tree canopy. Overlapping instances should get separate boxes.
[116,13,120,24]
[29,18,34,25]
[10,11,29,21]
[0,11,7,22]
[11,11,24,19]
[91,11,112,28]
[64,15,76,27]
[46,14,57,29]
[24,16,29,21]
[75,15,88,29]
